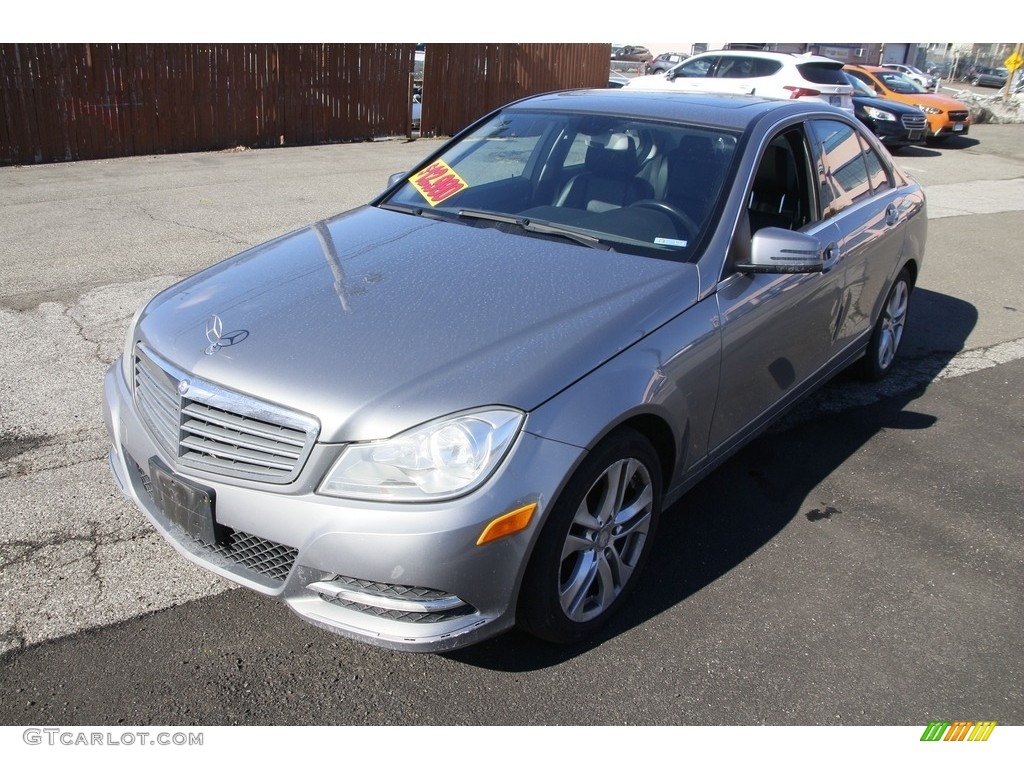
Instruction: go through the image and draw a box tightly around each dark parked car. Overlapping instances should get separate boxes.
[648,51,688,74]
[844,71,927,150]
[611,44,653,69]
[964,66,1008,88]
[104,89,926,652]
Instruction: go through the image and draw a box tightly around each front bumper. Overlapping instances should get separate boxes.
[870,120,926,148]
[103,358,583,652]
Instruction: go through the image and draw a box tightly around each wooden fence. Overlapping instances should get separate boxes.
[0,43,611,166]
[418,43,610,137]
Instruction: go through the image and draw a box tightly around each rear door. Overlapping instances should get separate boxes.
[805,118,910,350]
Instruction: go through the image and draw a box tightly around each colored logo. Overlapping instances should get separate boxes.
[920,721,997,742]
[410,160,469,206]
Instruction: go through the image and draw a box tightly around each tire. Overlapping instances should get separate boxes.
[517,428,663,644]
[857,268,912,381]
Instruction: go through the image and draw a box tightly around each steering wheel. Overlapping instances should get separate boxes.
[628,200,699,241]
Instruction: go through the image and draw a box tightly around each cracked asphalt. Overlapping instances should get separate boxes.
[0,139,439,654]
[1,127,1022,726]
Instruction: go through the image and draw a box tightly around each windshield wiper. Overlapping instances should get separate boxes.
[378,202,452,221]
[457,208,613,250]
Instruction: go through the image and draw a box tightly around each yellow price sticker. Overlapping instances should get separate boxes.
[410,160,469,206]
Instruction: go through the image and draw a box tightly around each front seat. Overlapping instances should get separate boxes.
[554,133,654,212]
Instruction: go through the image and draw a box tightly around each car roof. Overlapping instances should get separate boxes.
[694,49,842,65]
[503,88,838,131]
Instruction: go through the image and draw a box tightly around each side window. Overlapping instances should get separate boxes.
[847,70,876,92]
[563,132,590,168]
[716,56,755,78]
[747,127,815,234]
[808,119,871,217]
[674,56,716,78]
[863,145,893,193]
[754,59,783,77]
[809,119,892,218]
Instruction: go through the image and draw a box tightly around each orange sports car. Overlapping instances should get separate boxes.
[844,64,971,143]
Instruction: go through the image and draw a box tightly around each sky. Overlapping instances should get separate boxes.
[4,3,1003,44]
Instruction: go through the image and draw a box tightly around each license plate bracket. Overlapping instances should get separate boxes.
[149,458,223,545]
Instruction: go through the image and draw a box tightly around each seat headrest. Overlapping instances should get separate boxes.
[585,133,639,178]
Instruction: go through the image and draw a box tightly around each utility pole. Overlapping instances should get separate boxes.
[1002,42,1023,100]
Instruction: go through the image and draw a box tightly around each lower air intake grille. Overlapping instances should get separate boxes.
[132,457,296,583]
[312,576,476,623]
[202,530,297,582]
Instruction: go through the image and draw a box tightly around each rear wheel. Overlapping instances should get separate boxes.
[517,428,662,644]
[857,268,912,381]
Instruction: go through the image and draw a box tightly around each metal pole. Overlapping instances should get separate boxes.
[1002,42,1023,101]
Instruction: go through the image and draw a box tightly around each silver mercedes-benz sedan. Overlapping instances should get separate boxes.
[103,89,926,652]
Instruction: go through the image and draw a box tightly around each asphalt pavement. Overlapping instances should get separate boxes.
[1,125,1023,727]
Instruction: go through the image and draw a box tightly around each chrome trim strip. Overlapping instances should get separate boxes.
[305,580,467,613]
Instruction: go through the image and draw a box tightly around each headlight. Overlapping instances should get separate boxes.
[915,104,942,115]
[319,408,524,501]
[863,106,896,122]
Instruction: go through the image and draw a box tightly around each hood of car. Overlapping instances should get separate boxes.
[883,90,969,112]
[136,206,700,443]
[852,94,924,115]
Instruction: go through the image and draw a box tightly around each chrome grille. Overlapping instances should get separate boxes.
[180,401,308,480]
[133,344,319,483]
[900,113,927,131]
[134,352,181,457]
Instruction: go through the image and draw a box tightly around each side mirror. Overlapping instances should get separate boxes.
[735,227,824,274]
[387,171,407,188]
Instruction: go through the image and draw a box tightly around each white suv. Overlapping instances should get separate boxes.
[625,50,854,113]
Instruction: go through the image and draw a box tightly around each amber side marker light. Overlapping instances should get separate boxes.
[477,503,538,546]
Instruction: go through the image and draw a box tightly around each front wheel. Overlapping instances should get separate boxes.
[517,428,662,644]
[857,268,912,381]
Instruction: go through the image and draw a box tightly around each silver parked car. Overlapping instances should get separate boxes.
[103,90,927,652]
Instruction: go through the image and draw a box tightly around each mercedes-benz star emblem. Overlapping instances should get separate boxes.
[202,314,248,355]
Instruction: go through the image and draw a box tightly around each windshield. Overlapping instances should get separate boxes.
[380,107,739,259]
[877,71,926,94]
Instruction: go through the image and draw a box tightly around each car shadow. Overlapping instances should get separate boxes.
[930,135,980,150]
[891,145,942,159]
[445,287,977,671]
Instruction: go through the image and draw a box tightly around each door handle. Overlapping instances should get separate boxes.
[822,242,839,271]
[885,204,900,226]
